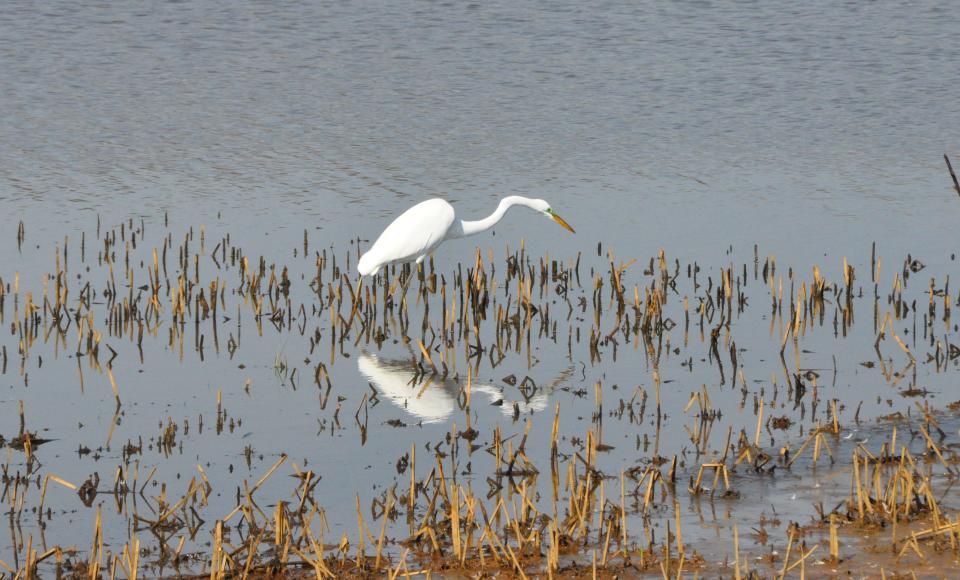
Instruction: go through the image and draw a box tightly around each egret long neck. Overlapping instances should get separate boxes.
[455,198,517,238]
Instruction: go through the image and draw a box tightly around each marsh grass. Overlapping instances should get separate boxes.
[1,216,959,577]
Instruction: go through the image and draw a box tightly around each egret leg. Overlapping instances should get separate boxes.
[395,263,414,300]
[342,276,364,332]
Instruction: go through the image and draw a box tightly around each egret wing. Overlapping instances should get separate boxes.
[364,198,455,267]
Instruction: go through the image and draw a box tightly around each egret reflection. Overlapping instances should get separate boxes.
[357,352,572,424]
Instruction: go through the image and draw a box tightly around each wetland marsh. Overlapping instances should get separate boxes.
[3,220,960,577]
[3,0,960,577]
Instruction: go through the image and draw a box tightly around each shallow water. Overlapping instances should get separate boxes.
[2,0,959,267]
[1,0,959,575]
[1,218,958,573]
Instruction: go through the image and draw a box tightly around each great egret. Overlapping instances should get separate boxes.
[357,196,574,277]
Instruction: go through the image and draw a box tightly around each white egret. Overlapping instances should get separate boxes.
[357,196,574,277]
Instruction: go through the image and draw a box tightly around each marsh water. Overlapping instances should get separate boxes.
[2,0,960,575]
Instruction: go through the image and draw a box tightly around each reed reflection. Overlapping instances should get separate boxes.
[357,352,572,424]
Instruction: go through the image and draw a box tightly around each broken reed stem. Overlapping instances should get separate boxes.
[733,524,741,580]
[754,396,764,446]
[945,154,960,197]
[829,514,839,562]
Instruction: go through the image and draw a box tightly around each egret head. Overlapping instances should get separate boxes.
[533,200,575,234]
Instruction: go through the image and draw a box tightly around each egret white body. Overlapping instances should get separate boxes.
[357,196,574,276]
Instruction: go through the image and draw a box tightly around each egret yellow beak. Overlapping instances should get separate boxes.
[550,213,575,234]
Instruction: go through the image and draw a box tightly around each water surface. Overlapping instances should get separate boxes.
[1,0,959,574]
